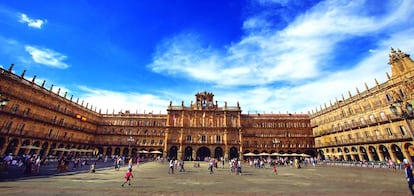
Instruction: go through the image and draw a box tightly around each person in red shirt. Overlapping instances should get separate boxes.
[121,168,134,187]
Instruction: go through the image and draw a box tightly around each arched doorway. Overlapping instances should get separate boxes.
[318,150,325,160]
[39,142,48,157]
[184,146,193,161]
[196,146,211,161]
[214,147,223,159]
[229,147,238,160]
[19,140,30,156]
[169,146,178,160]
[122,148,129,156]
[48,143,56,156]
[351,147,359,161]
[344,148,351,161]
[106,148,112,156]
[360,146,369,161]
[131,148,138,157]
[368,146,379,161]
[114,148,121,155]
[392,144,404,162]
[5,138,18,155]
[379,145,390,161]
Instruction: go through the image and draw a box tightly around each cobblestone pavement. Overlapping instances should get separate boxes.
[0,161,409,196]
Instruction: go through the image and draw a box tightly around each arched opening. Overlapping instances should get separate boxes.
[5,138,18,155]
[229,147,238,160]
[48,143,56,156]
[196,146,211,161]
[169,146,178,160]
[0,137,6,152]
[214,147,223,159]
[184,146,193,161]
[368,146,379,161]
[97,147,104,156]
[344,148,351,161]
[379,145,390,161]
[351,147,359,161]
[106,148,112,156]
[39,142,48,157]
[359,146,369,161]
[114,147,121,155]
[318,150,325,160]
[392,144,404,162]
[122,148,129,156]
[131,148,138,157]
[19,140,30,156]
[30,141,41,155]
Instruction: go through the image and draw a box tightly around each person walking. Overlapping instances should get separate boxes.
[121,168,134,187]
[404,159,414,196]
[168,159,174,174]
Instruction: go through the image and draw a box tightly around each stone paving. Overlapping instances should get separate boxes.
[0,161,410,196]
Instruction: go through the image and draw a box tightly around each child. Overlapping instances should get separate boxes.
[273,163,278,175]
[121,168,133,187]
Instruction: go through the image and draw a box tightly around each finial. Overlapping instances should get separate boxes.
[374,78,379,86]
[8,64,14,72]
[50,84,54,91]
[21,70,26,78]
[31,75,36,83]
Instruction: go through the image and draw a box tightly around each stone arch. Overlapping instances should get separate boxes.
[368,145,380,161]
[393,144,405,162]
[196,146,211,161]
[106,147,112,156]
[359,146,369,161]
[214,146,223,159]
[184,146,193,161]
[122,148,129,156]
[5,138,18,155]
[169,146,178,160]
[229,146,238,160]
[379,144,391,161]
[318,149,325,160]
[114,147,121,155]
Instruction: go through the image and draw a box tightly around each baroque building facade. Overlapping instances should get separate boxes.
[311,48,414,162]
[0,67,315,160]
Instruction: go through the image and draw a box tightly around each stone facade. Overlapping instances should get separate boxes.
[310,48,414,162]
[0,67,314,160]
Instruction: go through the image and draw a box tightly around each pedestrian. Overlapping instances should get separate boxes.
[168,159,174,174]
[272,162,278,175]
[121,168,134,187]
[209,160,214,174]
[89,162,96,173]
[403,159,414,196]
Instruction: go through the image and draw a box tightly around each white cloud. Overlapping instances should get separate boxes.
[145,0,414,114]
[25,45,69,69]
[77,86,170,114]
[19,13,47,29]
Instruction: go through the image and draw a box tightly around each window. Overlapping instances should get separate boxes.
[385,93,393,103]
[386,128,393,136]
[399,126,407,136]
[360,117,366,125]
[186,135,192,141]
[11,104,19,112]
[216,135,221,142]
[142,139,147,144]
[380,112,387,121]
[151,140,155,144]
[159,139,163,145]
[364,131,370,137]
[201,135,207,142]
[369,115,376,124]
[374,130,380,137]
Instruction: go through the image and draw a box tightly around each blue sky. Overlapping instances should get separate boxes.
[1,0,414,114]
